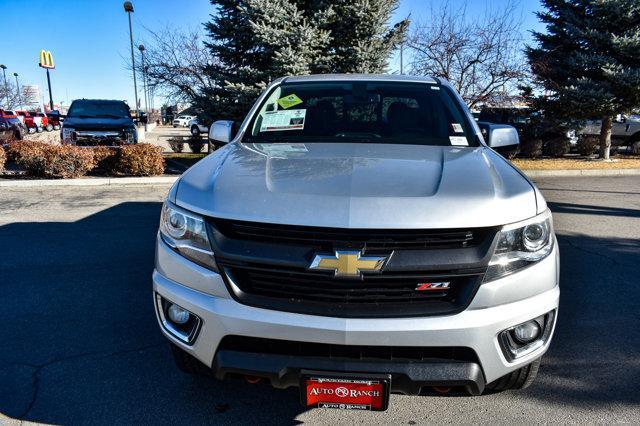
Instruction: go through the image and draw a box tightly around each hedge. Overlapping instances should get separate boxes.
[4,141,49,163]
[576,136,599,157]
[0,146,5,171]
[1,142,165,178]
[168,137,184,153]
[187,136,206,153]
[92,146,119,174]
[18,144,95,178]
[115,144,165,176]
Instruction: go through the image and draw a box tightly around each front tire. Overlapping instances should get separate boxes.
[170,344,211,376]
[36,126,44,133]
[46,124,53,132]
[190,125,200,136]
[486,358,540,391]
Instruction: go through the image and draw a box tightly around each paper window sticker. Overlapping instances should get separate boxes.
[449,136,469,146]
[451,123,464,133]
[260,109,307,132]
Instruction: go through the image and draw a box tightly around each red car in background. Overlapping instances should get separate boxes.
[31,111,54,131]
[45,110,62,130]
[15,110,42,133]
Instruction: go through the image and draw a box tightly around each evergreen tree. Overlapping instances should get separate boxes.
[527,0,640,160]
[194,0,407,123]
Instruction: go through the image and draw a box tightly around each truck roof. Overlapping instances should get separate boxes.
[282,73,439,84]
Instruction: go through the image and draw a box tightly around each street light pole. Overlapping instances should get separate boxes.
[124,1,139,122]
[138,44,148,131]
[0,65,9,108]
[13,73,21,107]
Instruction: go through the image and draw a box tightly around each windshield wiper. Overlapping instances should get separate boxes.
[95,114,125,119]
[244,135,301,144]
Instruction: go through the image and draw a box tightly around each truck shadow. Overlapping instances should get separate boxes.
[0,202,638,424]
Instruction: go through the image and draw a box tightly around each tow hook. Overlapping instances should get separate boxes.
[433,386,451,394]
[244,376,262,384]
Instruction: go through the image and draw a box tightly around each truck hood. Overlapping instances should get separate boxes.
[63,116,134,131]
[175,143,537,229]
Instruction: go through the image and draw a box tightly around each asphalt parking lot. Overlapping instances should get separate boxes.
[0,176,639,424]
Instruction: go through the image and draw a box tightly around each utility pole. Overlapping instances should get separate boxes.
[0,65,8,108]
[138,44,148,130]
[124,1,139,121]
[13,73,21,107]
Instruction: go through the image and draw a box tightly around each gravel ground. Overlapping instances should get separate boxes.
[23,130,60,145]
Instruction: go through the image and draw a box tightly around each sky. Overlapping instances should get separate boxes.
[0,0,545,110]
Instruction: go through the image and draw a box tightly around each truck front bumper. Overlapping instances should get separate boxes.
[153,236,559,391]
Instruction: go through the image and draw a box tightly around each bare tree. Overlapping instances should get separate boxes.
[132,25,218,105]
[407,1,526,108]
[0,80,22,110]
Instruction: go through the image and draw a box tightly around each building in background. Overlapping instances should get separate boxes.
[21,85,42,110]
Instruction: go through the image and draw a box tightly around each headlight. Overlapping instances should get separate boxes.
[159,201,218,271]
[484,210,554,282]
[62,127,75,143]
[124,128,136,144]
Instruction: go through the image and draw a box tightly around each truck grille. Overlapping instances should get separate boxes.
[209,219,496,318]
[212,219,482,251]
[75,130,124,146]
[219,261,484,318]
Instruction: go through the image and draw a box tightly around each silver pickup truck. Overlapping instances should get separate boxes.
[579,115,640,153]
[153,74,559,411]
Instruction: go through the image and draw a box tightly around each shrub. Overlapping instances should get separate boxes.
[577,136,599,156]
[168,137,184,153]
[519,138,544,159]
[0,146,5,171]
[19,145,95,178]
[544,137,571,158]
[115,143,164,176]
[187,136,205,153]
[92,146,119,175]
[4,141,49,163]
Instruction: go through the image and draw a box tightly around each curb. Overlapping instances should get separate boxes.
[0,176,179,188]
[523,168,640,178]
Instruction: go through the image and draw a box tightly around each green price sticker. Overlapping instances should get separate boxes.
[277,94,303,109]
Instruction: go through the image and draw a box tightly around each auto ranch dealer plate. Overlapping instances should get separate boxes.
[301,372,391,411]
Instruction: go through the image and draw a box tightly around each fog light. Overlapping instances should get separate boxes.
[168,303,190,324]
[513,320,541,343]
[499,311,555,362]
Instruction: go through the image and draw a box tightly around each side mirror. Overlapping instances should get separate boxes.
[208,120,236,145]
[478,122,519,157]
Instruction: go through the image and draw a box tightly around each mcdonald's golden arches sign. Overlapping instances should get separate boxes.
[39,50,55,69]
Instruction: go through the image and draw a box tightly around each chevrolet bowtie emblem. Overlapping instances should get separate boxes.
[309,250,387,278]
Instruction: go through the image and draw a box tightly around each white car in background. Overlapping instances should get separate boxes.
[173,115,195,128]
[188,118,208,136]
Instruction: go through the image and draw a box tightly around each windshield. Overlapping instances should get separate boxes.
[67,101,130,118]
[246,81,477,146]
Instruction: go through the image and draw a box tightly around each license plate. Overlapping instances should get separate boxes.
[301,372,391,411]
